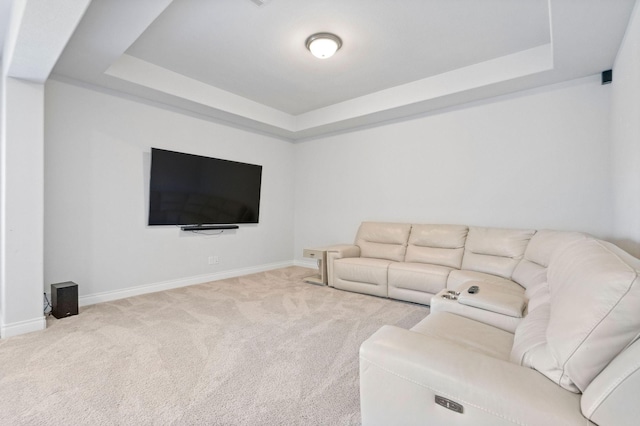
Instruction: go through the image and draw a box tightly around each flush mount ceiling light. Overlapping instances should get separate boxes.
[305,33,342,59]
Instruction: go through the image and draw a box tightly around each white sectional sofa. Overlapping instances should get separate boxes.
[325,222,640,425]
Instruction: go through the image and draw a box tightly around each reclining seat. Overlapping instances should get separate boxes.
[447,226,536,295]
[332,222,411,298]
[388,224,468,305]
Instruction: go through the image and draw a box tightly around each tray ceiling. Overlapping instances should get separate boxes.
[48,0,636,140]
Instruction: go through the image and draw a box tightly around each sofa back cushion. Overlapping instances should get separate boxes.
[510,283,550,365]
[404,224,468,268]
[541,238,640,392]
[461,227,536,279]
[356,222,412,262]
[512,230,587,290]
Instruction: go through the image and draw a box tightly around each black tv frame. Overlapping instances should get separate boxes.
[148,148,262,227]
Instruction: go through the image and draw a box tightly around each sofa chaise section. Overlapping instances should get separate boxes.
[360,322,587,425]
[360,236,640,425]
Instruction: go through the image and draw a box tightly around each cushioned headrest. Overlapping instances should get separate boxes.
[544,239,640,392]
[512,230,588,289]
[461,227,535,279]
[405,224,468,268]
[356,222,412,262]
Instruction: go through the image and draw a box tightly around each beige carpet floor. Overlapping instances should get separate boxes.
[0,266,429,425]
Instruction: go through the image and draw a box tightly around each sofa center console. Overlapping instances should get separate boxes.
[431,285,525,333]
[457,284,526,318]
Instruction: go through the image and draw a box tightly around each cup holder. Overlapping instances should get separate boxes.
[442,290,461,300]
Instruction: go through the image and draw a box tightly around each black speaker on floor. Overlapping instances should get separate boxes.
[51,282,78,319]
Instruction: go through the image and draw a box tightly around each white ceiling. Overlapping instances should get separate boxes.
[126,0,551,115]
[49,0,636,141]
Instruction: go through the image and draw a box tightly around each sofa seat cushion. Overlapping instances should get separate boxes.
[388,262,452,294]
[333,257,392,297]
[411,311,514,361]
[447,270,525,296]
[387,263,453,305]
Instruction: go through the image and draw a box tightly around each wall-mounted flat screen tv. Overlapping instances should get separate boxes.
[148,148,262,226]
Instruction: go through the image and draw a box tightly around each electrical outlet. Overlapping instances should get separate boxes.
[208,256,214,265]
[213,256,220,265]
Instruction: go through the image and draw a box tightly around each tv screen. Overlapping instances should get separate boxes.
[148,148,262,226]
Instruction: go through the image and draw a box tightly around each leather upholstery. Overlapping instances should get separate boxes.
[431,286,523,333]
[510,293,550,365]
[325,244,360,287]
[512,239,640,394]
[333,257,391,297]
[542,239,640,392]
[346,222,640,425]
[461,227,536,279]
[388,262,452,304]
[410,311,514,360]
[356,222,411,262]
[512,230,587,289]
[447,269,524,296]
[404,224,468,268]
[457,287,525,318]
[581,338,640,425]
[360,325,590,426]
[330,223,534,305]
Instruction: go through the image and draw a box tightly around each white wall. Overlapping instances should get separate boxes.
[1,77,46,337]
[294,76,613,257]
[44,73,625,305]
[610,1,640,258]
[44,80,295,300]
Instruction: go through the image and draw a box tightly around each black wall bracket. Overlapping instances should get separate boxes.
[181,225,240,231]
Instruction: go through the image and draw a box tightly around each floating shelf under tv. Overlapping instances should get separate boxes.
[180,224,240,231]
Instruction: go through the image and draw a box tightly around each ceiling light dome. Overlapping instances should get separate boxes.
[305,33,342,59]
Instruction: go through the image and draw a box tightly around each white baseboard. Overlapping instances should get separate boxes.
[294,259,317,269]
[1,316,47,338]
[79,260,295,307]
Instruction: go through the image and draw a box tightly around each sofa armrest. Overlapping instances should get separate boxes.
[325,244,360,287]
[360,325,588,426]
[581,338,640,426]
[457,287,526,318]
